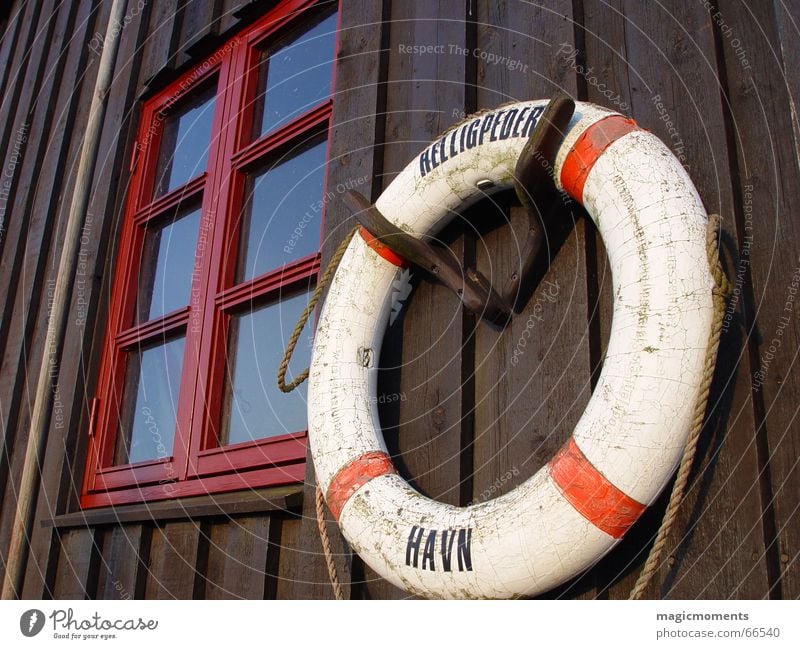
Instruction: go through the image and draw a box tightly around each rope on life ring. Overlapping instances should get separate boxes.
[278,93,730,600]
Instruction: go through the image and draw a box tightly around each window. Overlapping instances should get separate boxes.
[81,1,339,507]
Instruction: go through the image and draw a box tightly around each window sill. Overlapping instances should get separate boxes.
[46,484,303,529]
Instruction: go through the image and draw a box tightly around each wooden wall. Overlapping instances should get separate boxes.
[0,0,796,599]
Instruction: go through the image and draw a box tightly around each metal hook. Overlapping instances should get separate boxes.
[344,190,511,325]
[503,92,575,312]
[344,92,576,326]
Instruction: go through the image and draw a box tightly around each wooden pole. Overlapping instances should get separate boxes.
[1,0,128,599]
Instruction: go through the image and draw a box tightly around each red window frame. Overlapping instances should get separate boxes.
[81,0,340,508]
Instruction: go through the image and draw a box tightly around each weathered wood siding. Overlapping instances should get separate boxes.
[0,0,796,599]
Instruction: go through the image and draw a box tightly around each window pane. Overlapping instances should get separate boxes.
[220,291,313,445]
[153,84,216,197]
[115,336,185,465]
[238,137,326,281]
[254,11,337,137]
[136,207,201,323]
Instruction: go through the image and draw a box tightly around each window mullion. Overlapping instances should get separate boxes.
[184,37,253,478]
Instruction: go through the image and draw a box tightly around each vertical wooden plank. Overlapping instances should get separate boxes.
[287,0,388,600]
[180,0,219,48]
[52,528,102,599]
[713,0,800,599]
[772,0,800,592]
[471,0,582,511]
[21,0,150,597]
[274,516,302,599]
[0,0,42,262]
[218,0,286,31]
[145,522,204,599]
[0,0,52,348]
[96,525,147,600]
[175,0,219,64]
[352,0,469,600]
[204,516,275,599]
[140,0,182,84]
[0,0,83,589]
[775,1,800,156]
[471,0,595,600]
[580,0,769,598]
[0,2,25,118]
[219,0,245,35]
[391,0,466,493]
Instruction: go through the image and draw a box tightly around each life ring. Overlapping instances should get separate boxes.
[308,99,714,599]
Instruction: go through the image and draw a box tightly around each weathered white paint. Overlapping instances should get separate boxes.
[308,100,714,599]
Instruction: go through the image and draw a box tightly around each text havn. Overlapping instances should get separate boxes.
[405,526,473,572]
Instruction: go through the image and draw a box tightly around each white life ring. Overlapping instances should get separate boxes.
[308,100,714,599]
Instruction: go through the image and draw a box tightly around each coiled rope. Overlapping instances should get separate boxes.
[278,226,357,600]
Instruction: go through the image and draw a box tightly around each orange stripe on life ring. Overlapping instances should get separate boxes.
[359,226,408,267]
[549,438,645,539]
[560,115,641,203]
[326,450,398,521]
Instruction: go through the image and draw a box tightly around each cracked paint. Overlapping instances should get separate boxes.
[307,100,715,599]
